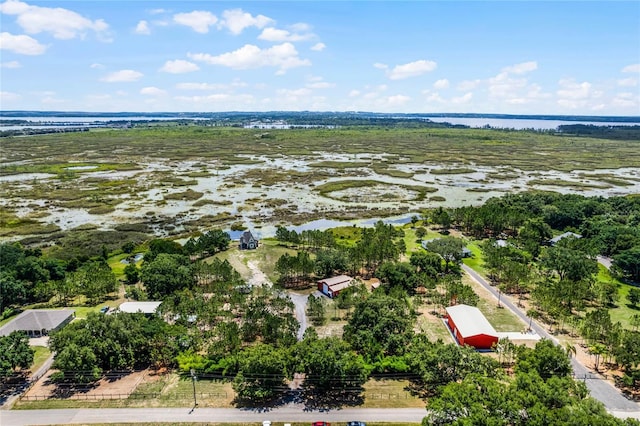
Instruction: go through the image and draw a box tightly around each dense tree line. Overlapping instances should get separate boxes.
[0,331,34,377]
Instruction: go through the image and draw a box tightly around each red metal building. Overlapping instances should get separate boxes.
[445,304,499,350]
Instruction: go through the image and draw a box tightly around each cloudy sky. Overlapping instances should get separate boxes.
[1,1,639,115]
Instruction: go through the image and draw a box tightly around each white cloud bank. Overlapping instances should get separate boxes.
[101,69,143,83]
[173,10,218,33]
[0,0,109,40]
[375,59,437,80]
[160,59,199,74]
[0,31,46,54]
[218,9,272,35]
[188,43,310,74]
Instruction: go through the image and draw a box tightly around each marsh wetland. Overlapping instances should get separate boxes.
[1,125,639,242]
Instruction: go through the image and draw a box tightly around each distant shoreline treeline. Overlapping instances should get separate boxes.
[1,110,639,122]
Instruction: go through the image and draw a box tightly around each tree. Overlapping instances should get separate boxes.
[588,343,608,372]
[613,246,640,282]
[232,343,290,401]
[376,261,419,293]
[78,260,117,304]
[0,331,34,376]
[295,337,369,392]
[431,207,451,231]
[307,294,326,326]
[424,237,466,273]
[141,253,194,298]
[0,272,26,313]
[343,292,414,361]
[628,288,640,308]
[52,343,102,383]
[515,339,571,379]
[518,217,552,258]
[124,262,139,285]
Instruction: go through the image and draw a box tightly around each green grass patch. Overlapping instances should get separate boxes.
[430,167,476,175]
[164,189,204,201]
[315,180,436,202]
[462,240,487,275]
[308,160,370,169]
[30,346,51,372]
[596,264,639,329]
[527,178,610,189]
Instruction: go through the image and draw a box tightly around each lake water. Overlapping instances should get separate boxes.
[2,115,639,131]
[425,117,640,130]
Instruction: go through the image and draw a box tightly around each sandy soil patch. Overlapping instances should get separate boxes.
[24,369,157,400]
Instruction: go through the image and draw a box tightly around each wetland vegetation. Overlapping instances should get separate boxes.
[0,123,639,244]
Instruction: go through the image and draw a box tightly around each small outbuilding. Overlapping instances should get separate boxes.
[118,301,162,315]
[445,304,499,350]
[318,275,353,298]
[239,230,259,250]
[0,309,75,337]
[549,232,582,246]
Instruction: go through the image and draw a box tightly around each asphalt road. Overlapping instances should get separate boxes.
[462,264,640,414]
[0,407,427,425]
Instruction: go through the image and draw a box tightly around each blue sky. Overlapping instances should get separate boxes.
[1,1,639,115]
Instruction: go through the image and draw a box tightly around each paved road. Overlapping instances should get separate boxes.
[0,406,427,425]
[597,255,613,270]
[462,264,640,414]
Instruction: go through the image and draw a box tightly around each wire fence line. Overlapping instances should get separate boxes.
[20,391,230,401]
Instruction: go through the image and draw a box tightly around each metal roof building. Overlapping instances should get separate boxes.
[0,309,75,337]
[317,275,353,298]
[118,301,162,314]
[445,304,499,350]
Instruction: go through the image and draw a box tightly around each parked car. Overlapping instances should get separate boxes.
[347,422,366,426]
[99,306,109,314]
[262,421,271,426]
[312,422,331,426]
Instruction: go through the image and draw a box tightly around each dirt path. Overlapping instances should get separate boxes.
[246,260,272,287]
[288,292,309,340]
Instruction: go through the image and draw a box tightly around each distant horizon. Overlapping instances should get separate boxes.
[1,110,639,121]
[1,1,638,115]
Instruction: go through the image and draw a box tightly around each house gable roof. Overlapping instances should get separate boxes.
[119,301,162,314]
[550,232,582,244]
[240,230,257,244]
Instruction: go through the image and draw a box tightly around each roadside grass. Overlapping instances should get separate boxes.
[464,275,526,332]
[30,346,51,372]
[361,379,425,408]
[462,240,486,275]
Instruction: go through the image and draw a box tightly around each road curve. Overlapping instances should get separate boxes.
[462,264,640,414]
[0,407,427,425]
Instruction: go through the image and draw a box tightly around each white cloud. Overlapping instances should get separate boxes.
[0,91,21,102]
[1,60,21,68]
[557,79,592,100]
[135,20,150,35]
[307,81,335,89]
[612,92,637,108]
[622,64,640,73]
[177,82,227,91]
[310,42,326,52]
[501,61,537,74]
[433,79,449,90]
[0,0,109,40]
[173,10,218,34]
[174,93,255,105]
[160,59,199,74]
[385,60,437,80]
[219,9,273,35]
[349,90,361,97]
[140,86,167,96]
[457,80,481,91]
[0,31,46,55]
[149,8,166,15]
[258,27,314,42]
[452,92,473,104]
[618,77,637,87]
[90,63,104,69]
[101,69,143,82]
[277,88,312,97]
[386,94,411,106]
[373,63,388,70]
[188,43,310,74]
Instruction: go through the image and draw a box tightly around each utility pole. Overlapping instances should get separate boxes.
[190,369,198,409]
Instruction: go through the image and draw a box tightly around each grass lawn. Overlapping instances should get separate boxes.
[597,265,640,329]
[462,240,486,275]
[212,240,297,284]
[361,379,425,408]
[30,346,52,372]
[464,275,526,332]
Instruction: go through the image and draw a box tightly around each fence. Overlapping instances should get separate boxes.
[20,391,230,402]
